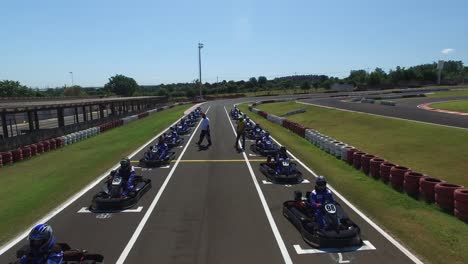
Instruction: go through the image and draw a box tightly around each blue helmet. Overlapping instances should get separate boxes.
[315,176,327,192]
[28,224,55,255]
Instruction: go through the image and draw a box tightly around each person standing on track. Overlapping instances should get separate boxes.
[235,116,246,151]
[196,112,212,146]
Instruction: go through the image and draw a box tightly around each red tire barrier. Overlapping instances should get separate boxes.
[454,209,468,223]
[353,152,366,169]
[455,200,468,214]
[380,162,396,183]
[0,151,13,165]
[390,166,410,190]
[30,144,38,156]
[41,140,50,152]
[21,146,32,159]
[419,177,445,203]
[55,138,63,148]
[454,189,468,203]
[435,183,464,211]
[49,139,57,150]
[346,148,358,165]
[0,157,2,168]
[404,172,425,196]
[369,158,385,179]
[361,154,375,175]
[36,143,44,154]
[11,149,23,162]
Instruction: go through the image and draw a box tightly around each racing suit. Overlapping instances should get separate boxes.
[155,143,169,160]
[309,188,335,229]
[274,153,289,174]
[20,244,64,264]
[115,167,136,196]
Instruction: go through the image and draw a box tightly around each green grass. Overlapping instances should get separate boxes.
[430,100,468,113]
[253,101,468,186]
[0,104,191,244]
[426,88,468,98]
[239,103,468,264]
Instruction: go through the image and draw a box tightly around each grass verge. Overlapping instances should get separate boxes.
[239,103,468,264]
[430,100,468,113]
[0,104,192,245]
[426,89,468,98]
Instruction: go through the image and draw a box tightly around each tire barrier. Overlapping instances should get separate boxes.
[381,100,396,106]
[137,112,149,119]
[1,152,13,165]
[247,101,468,223]
[11,149,23,162]
[419,177,446,203]
[380,162,396,183]
[49,139,57,150]
[55,137,63,148]
[435,183,464,211]
[42,140,50,152]
[390,166,411,190]
[30,144,38,156]
[0,155,2,168]
[36,143,44,154]
[403,172,425,197]
[361,154,375,175]
[21,146,32,159]
[353,152,366,169]
[454,189,468,222]
[369,158,385,179]
[346,148,358,165]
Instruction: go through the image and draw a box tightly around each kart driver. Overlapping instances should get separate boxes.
[19,224,63,264]
[309,176,335,228]
[155,137,169,159]
[114,158,136,196]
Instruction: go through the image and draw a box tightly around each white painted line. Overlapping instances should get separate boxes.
[338,253,350,263]
[115,106,211,264]
[0,103,204,256]
[160,165,171,169]
[262,179,310,185]
[262,180,273,185]
[297,100,468,131]
[293,240,376,254]
[238,103,424,264]
[224,106,293,264]
[77,206,144,213]
[248,153,261,157]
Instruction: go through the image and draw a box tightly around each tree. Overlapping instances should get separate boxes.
[0,80,36,97]
[104,74,138,97]
[300,81,311,92]
[63,85,86,96]
[258,76,267,89]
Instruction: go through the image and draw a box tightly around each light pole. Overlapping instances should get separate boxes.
[69,72,74,86]
[198,43,204,98]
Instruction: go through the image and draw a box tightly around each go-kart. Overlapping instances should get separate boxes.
[245,121,254,132]
[14,243,104,264]
[260,159,303,184]
[247,127,266,140]
[251,139,278,156]
[186,118,196,127]
[175,124,191,135]
[283,191,362,248]
[230,109,241,120]
[139,150,175,167]
[90,171,151,211]
[164,134,184,148]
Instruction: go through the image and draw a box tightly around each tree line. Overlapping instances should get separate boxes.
[1,61,467,98]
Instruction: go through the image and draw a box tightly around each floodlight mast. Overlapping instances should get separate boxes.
[198,43,204,98]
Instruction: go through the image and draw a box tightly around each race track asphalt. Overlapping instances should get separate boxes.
[299,96,468,129]
[0,98,421,264]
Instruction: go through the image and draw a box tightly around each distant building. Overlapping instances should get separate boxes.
[331,83,354,92]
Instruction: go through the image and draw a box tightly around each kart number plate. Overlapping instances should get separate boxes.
[324,203,337,214]
[112,176,122,185]
[282,161,290,167]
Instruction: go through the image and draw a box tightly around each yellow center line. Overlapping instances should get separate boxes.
[131,159,265,163]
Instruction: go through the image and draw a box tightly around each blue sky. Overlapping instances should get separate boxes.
[1,0,467,88]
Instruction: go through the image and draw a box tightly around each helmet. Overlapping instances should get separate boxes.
[315,176,327,192]
[120,158,131,170]
[280,146,287,154]
[28,224,55,255]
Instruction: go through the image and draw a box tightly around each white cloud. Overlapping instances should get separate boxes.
[441,48,455,54]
